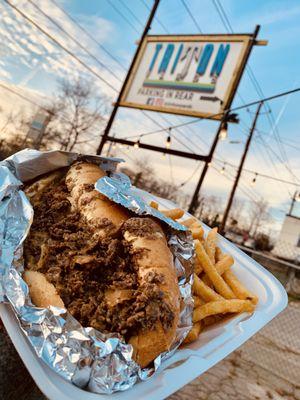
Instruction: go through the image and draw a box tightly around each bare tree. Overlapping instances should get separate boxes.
[43,78,108,152]
[201,195,222,222]
[0,107,31,137]
[0,106,35,160]
[0,108,13,135]
[0,134,30,160]
[248,199,271,238]
[229,198,245,222]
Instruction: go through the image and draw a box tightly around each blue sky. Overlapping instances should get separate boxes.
[0,0,299,233]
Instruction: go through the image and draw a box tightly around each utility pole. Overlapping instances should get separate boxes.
[188,117,226,213]
[289,190,300,216]
[188,25,261,214]
[219,101,263,233]
[96,0,161,155]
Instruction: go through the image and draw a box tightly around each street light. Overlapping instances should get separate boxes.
[134,138,140,149]
[220,163,226,174]
[165,135,171,149]
[219,121,228,140]
[250,172,258,186]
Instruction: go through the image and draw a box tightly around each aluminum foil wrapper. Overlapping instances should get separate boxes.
[0,149,194,394]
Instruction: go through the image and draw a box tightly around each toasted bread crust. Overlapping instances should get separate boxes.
[66,162,129,227]
[124,218,180,367]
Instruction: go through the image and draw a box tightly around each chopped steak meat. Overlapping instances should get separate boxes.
[23,172,174,340]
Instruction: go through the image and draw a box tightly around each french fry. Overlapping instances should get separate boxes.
[190,221,203,229]
[203,315,223,326]
[183,322,202,344]
[193,299,255,322]
[203,315,217,326]
[194,253,203,275]
[204,227,218,264]
[223,270,258,304]
[215,246,223,262]
[193,274,223,302]
[202,254,234,285]
[191,226,204,240]
[181,217,198,227]
[216,254,234,275]
[149,200,159,209]
[193,295,204,307]
[161,208,184,220]
[194,240,235,299]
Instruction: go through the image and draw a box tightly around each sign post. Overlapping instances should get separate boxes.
[219,101,263,233]
[96,0,161,155]
[188,25,263,213]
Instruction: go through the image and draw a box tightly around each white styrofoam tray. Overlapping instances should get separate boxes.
[0,191,288,400]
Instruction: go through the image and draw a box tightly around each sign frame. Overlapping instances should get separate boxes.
[119,34,254,120]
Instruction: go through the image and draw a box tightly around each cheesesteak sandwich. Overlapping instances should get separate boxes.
[23,162,181,367]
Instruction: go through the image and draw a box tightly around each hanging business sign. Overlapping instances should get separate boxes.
[119,34,255,120]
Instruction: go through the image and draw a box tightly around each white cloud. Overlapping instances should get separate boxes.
[0,0,121,99]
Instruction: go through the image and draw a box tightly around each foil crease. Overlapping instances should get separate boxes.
[0,149,194,395]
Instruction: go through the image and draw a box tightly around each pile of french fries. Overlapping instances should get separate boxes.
[149,201,258,345]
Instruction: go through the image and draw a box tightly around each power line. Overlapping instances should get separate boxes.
[243,134,290,197]
[27,0,122,83]
[48,0,127,71]
[140,0,206,152]
[180,0,203,33]
[11,2,178,163]
[213,158,300,187]
[121,87,300,139]
[159,114,205,149]
[106,0,140,34]
[133,0,188,188]
[6,0,299,191]
[180,162,202,187]
[119,119,300,188]
[0,82,81,133]
[254,134,293,197]
[5,0,174,152]
[117,0,144,28]
[212,0,298,184]
[0,83,49,114]
[4,0,118,92]
[46,0,174,145]
[157,114,203,153]
[119,87,300,192]
[238,122,295,194]
[256,132,300,152]
[211,165,260,203]
[172,131,197,154]
[256,133,300,184]
[117,144,260,204]
[213,0,291,178]
[139,0,170,33]
[212,0,231,31]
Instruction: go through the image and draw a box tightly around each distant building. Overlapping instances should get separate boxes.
[27,112,51,146]
[272,215,300,262]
